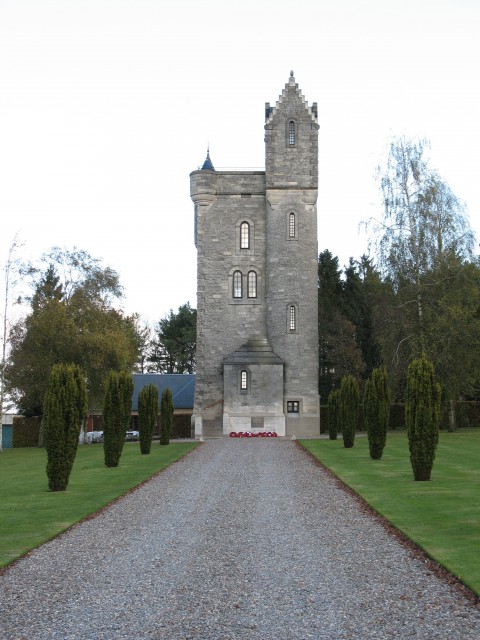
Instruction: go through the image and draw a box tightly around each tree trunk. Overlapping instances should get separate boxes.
[448,398,456,432]
[413,467,432,481]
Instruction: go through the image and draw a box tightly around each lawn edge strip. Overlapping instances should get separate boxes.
[0,442,201,576]
[296,441,479,605]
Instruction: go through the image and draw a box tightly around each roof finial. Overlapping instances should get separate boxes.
[289,70,295,85]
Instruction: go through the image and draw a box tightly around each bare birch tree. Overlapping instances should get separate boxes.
[367,137,479,424]
[1,235,23,452]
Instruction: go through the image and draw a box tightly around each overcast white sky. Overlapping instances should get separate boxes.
[1,0,479,326]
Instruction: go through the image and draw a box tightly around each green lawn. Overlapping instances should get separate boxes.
[300,430,480,596]
[0,441,198,568]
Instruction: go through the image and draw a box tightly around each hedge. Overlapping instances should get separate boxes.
[12,417,41,447]
[319,400,480,434]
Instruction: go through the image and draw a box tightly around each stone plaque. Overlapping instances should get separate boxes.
[251,417,264,429]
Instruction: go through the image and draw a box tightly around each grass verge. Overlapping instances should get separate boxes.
[300,430,480,596]
[0,441,198,568]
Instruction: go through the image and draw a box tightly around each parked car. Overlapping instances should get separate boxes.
[87,430,103,443]
[125,430,139,441]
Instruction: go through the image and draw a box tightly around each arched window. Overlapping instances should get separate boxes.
[288,120,295,146]
[240,370,248,390]
[289,305,296,331]
[233,271,242,298]
[247,271,257,298]
[240,222,250,249]
[289,213,296,238]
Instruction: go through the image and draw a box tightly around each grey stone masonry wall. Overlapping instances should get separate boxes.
[222,337,285,435]
[265,75,318,190]
[265,73,320,436]
[191,73,320,437]
[191,170,267,435]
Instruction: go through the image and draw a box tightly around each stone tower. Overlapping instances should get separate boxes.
[190,72,319,437]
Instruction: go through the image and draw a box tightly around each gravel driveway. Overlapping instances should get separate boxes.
[1,439,479,639]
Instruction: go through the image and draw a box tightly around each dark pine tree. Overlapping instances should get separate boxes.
[318,250,344,398]
[343,256,382,381]
[31,264,64,311]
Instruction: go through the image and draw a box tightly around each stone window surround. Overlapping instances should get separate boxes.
[286,119,297,147]
[286,399,301,414]
[240,221,250,249]
[247,270,257,298]
[240,369,249,393]
[287,211,298,240]
[228,267,262,305]
[235,217,255,255]
[287,303,298,333]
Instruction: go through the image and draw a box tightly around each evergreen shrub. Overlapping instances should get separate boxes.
[327,389,341,440]
[457,401,480,428]
[160,387,174,445]
[171,414,192,439]
[103,371,134,467]
[138,384,158,454]
[389,403,405,430]
[12,416,41,448]
[405,355,441,481]
[364,367,390,460]
[320,404,329,434]
[43,364,87,491]
[339,375,360,448]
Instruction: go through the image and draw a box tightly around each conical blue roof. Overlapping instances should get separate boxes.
[201,148,215,171]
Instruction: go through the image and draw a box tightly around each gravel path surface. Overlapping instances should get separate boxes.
[1,439,479,640]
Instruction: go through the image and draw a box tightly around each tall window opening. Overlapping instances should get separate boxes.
[241,370,248,390]
[288,120,295,146]
[233,271,242,298]
[289,305,296,331]
[247,271,257,298]
[289,213,296,238]
[240,222,250,249]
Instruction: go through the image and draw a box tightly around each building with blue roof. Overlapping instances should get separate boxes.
[132,374,195,413]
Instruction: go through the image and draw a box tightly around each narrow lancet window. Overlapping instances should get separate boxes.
[288,120,295,146]
[289,305,296,331]
[289,213,296,238]
[233,271,243,298]
[241,370,248,390]
[240,222,250,249]
[247,271,257,298]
